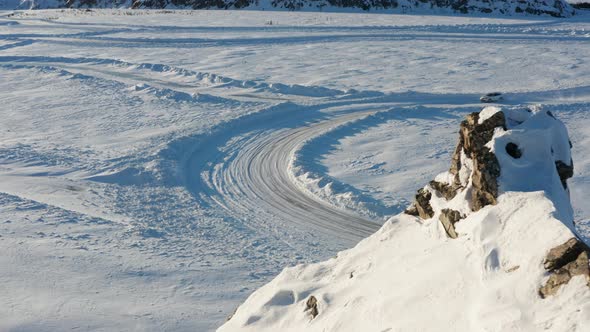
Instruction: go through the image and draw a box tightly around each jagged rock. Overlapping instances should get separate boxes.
[450,111,505,211]
[448,140,463,186]
[305,295,319,319]
[439,209,463,238]
[466,112,505,211]
[407,110,505,217]
[543,237,587,271]
[429,180,457,201]
[539,238,590,298]
[540,251,590,298]
[404,204,419,216]
[556,160,574,189]
[405,188,434,219]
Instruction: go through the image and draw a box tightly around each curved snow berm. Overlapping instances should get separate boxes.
[219,106,590,332]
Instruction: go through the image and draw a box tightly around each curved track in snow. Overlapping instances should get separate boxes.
[191,109,382,245]
[0,51,384,245]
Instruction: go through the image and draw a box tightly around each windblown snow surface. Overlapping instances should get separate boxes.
[1,8,590,332]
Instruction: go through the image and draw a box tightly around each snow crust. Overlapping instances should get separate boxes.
[219,108,590,331]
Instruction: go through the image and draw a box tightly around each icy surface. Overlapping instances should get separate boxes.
[0,9,590,332]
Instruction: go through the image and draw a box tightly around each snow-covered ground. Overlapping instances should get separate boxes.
[1,9,590,331]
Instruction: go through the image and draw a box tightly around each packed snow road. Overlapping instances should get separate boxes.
[191,108,382,244]
[1,9,590,332]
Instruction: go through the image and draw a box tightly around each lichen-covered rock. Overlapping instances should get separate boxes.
[439,209,463,238]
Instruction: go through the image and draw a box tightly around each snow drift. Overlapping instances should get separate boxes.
[219,106,590,332]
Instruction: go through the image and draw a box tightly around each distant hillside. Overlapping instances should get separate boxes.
[1,0,576,17]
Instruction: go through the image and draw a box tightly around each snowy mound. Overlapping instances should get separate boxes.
[4,0,575,17]
[219,106,590,332]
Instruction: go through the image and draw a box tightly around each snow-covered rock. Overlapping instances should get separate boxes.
[218,106,590,332]
[1,0,576,17]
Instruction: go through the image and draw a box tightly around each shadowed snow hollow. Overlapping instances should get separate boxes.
[219,106,590,332]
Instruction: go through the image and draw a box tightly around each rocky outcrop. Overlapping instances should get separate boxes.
[540,238,590,298]
[464,111,506,211]
[128,0,575,14]
[406,109,506,236]
[11,0,576,17]
[429,180,456,201]
[405,188,434,220]
[573,2,590,10]
[405,106,587,296]
[543,238,587,271]
[198,0,562,15]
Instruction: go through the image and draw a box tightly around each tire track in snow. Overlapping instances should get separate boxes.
[0,55,349,97]
[191,108,382,245]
